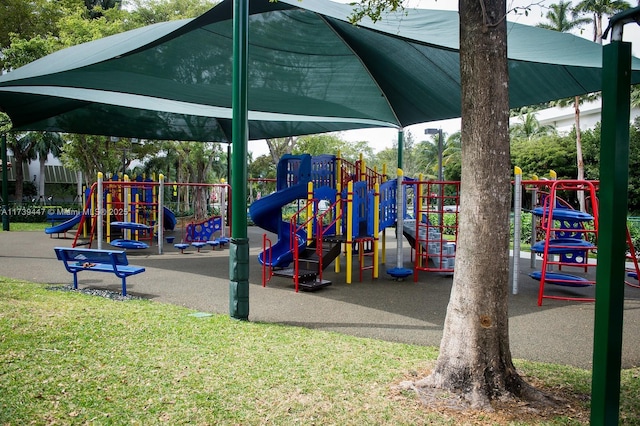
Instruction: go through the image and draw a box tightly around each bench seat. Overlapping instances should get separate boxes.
[54,247,145,296]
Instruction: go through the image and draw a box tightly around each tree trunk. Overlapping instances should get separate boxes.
[594,13,602,44]
[13,151,26,205]
[266,136,295,163]
[416,0,546,408]
[39,156,46,204]
[575,97,586,212]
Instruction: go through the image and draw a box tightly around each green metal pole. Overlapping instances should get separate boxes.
[396,129,403,170]
[590,39,631,425]
[229,0,250,320]
[1,133,9,231]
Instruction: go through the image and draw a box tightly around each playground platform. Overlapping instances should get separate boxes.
[1,226,640,370]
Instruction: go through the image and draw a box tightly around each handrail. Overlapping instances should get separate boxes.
[338,157,385,191]
[315,198,345,283]
[290,202,313,292]
[289,197,345,289]
[72,182,97,248]
[537,179,599,305]
[261,233,273,287]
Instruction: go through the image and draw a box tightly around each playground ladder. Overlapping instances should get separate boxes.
[533,180,599,305]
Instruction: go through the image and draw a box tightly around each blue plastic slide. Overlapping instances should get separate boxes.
[45,213,83,235]
[249,183,308,267]
[163,207,177,231]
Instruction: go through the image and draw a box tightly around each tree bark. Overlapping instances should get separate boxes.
[417,0,545,408]
[38,156,46,203]
[266,136,296,163]
[12,150,27,205]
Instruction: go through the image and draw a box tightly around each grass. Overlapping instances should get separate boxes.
[0,222,48,232]
[2,278,639,425]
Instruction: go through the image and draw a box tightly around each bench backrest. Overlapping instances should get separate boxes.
[54,247,129,266]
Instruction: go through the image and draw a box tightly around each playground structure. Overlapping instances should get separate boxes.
[250,154,460,291]
[42,154,640,304]
[251,156,640,302]
[404,178,460,278]
[65,173,230,254]
[512,169,640,305]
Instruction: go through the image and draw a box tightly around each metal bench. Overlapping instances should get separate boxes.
[54,247,145,296]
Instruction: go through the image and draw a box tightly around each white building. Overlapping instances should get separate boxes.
[517,99,640,133]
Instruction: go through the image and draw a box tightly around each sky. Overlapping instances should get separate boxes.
[248,0,640,158]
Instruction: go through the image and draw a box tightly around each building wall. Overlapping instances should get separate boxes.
[518,99,640,134]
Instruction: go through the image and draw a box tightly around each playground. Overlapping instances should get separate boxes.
[6,153,636,369]
[2,223,640,370]
[43,172,231,254]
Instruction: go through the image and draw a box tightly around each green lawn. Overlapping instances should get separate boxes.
[0,222,49,232]
[2,278,639,425]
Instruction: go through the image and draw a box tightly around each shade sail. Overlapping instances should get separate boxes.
[0,0,639,142]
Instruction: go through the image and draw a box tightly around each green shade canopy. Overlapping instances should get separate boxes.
[1,0,639,142]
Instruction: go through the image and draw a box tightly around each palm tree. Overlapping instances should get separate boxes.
[574,0,631,43]
[509,112,557,141]
[442,132,462,168]
[537,1,592,32]
[415,137,440,180]
[538,1,602,211]
[632,85,640,109]
[32,132,63,204]
[6,133,36,205]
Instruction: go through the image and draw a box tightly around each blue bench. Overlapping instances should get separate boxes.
[54,247,145,296]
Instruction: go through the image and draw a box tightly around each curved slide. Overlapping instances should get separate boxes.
[45,213,83,235]
[249,183,308,267]
[163,207,177,231]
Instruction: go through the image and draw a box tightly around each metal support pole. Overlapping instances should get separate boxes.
[397,128,403,170]
[396,170,404,270]
[227,142,232,182]
[97,173,104,250]
[512,167,522,294]
[530,176,538,268]
[229,0,250,320]
[437,128,443,227]
[590,38,632,425]
[158,174,164,255]
[396,130,405,274]
[437,128,443,182]
[1,133,9,231]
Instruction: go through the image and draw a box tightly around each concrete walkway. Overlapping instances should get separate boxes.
[1,226,639,369]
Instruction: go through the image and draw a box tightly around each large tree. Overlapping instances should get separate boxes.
[293,133,376,163]
[509,112,557,140]
[413,0,548,407]
[6,133,36,205]
[537,2,596,212]
[442,131,462,181]
[351,0,555,409]
[28,132,64,203]
[563,0,629,211]
[127,0,216,25]
[574,0,631,43]
[265,137,297,164]
[537,0,592,32]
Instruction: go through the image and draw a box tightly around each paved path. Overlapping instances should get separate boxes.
[1,226,639,369]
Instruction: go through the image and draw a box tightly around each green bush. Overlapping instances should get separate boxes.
[3,204,47,223]
[627,219,640,254]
